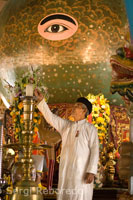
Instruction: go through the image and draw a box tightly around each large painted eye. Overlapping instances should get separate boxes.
[38,13,78,41]
[45,24,68,33]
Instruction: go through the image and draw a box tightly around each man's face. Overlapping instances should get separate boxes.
[71,102,86,118]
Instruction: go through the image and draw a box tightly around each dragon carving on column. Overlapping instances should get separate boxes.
[110,1,133,194]
[110,43,133,193]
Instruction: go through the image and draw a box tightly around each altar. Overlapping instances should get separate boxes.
[0,95,131,200]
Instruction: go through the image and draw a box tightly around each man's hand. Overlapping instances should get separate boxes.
[34,89,44,103]
[84,173,94,184]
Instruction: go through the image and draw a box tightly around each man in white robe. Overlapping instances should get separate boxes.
[35,89,99,200]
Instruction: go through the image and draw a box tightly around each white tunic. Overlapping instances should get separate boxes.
[38,99,99,200]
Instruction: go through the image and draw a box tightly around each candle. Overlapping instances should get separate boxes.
[10,94,14,105]
[26,84,33,96]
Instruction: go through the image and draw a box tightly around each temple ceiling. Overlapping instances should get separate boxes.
[0,0,128,105]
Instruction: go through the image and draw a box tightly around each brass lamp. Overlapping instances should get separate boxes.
[11,96,43,200]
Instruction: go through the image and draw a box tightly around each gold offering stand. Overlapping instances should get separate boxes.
[4,96,51,200]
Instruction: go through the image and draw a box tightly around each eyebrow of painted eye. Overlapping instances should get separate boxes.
[40,14,76,26]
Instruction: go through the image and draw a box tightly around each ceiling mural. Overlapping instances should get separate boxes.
[0,0,128,105]
[38,13,79,41]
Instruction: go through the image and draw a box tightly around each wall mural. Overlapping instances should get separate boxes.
[0,0,128,105]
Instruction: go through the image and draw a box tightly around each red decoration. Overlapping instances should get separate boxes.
[87,113,92,123]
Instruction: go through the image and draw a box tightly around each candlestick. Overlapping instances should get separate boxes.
[11,97,43,200]
[26,84,33,96]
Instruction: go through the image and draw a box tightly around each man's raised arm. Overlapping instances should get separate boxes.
[35,89,69,135]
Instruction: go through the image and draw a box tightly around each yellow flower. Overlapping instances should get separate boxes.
[106,107,110,115]
[93,113,99,117]
[16,128,20,133]
[18,102,23,109]
[93,107,99,112]
[10,111,14,116]
[14,118,17,122]
[94,124,98,128]
[33,119,37,123]
[34,112,38,117]
[24,84,27,87]
[100,99,106,105]
[34,127,38,132]
[98,133,105,136]
[99,127,106,131]
[96,117,104,124]
[103,122,107,126]
[16,111,20,115]
[20,118,23,124]
[105,115,110,122]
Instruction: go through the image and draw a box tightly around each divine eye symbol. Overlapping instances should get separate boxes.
[45,24,68,33]
[38,13,78,41]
